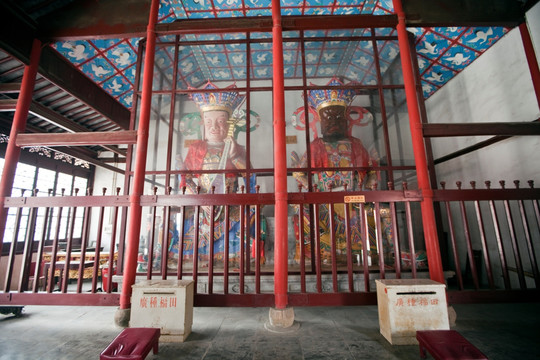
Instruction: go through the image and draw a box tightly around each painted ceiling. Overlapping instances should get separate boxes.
[51,0,508,109]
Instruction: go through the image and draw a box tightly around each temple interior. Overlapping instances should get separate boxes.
[0,0,540,358]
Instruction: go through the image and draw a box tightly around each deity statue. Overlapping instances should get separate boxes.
[291,78,392,266]
[169,81,265,268]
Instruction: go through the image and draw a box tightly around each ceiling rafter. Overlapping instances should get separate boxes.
[0,1,131,130]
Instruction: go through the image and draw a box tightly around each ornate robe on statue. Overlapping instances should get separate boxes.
[293,137,392,265]
[169,140,264,267]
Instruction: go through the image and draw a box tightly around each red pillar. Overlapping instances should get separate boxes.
[519,22,540,110]
[119,0,160,310]
[392,0,445,283]
[0,39,41,248]
[271,0,288,309]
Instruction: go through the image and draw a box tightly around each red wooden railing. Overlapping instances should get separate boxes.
[0,180,539,306]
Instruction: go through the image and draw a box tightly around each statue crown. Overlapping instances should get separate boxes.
[307,78,356,113]
[190,81,245,115]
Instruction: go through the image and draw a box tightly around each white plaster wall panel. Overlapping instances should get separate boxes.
[426,19,540,185]
[89,164,125,250]
[526,1,540,68]
[423,7,540,289]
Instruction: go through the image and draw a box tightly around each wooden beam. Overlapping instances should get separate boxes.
[15,131,137,147]
[0,83,21,94]
[423,122,540,137]
[38,47,130,130]
[36,1,535,41]
[98,156,127,163]
[434,118,540,164]
[0,2,130,130]
[402,0,531,26]
[0,99,17,111]
[27,101,127,156]
[155,15,397,37]
[37,0,151,41]
[0,113,124,174]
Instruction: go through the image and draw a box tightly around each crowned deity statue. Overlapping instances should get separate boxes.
[291,78,393,266]
[168,81,265,268]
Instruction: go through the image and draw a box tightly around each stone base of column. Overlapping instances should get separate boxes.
[114,308,130,328]
[448,305,457,327]
[265,307,300,333]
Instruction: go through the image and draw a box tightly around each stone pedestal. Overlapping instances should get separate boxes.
[114,308,130,328]
[265,307,299,333]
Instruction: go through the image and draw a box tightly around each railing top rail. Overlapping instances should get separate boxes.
[433,188,540,202]
[4,187,539,208]
[288,189,423,204]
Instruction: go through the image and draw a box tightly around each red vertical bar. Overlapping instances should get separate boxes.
[472,198,495,290]
[177,204,186,280]
[359,203,370,292]
[239,203,245,294]
[272,0,288,309]
[19,191,37,292]
[208,205,215,294]
[4,192,24,292]
[392,0,444,283]
[389,201,401,278]
[33,196,51,293]
[517,196,540,288]
[459,198,480,290]
[520,23,540,110]
[161,204,171,280]
[91,190,106,292]
[61,200,77,293]
[107,201,119,293]
[329,203,338,292]
[374,202,385,279]
[47,204,63,293]
[298,203,306,293]
[344,203,354,293]
[77,189,92,293]
[314,204,322,293]
[0,39,41,247]
[444,200,463,290]
[502,198,526,290]
[223,204,229,294]
[488,198,511,290]
[388,182,401,278]
[118,41,144,277]
[404,200,418,279]
[255,203,261,294]
[119,0,160,310]
[193,205,200,293]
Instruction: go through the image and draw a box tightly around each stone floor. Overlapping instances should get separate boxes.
[1,302,539,360]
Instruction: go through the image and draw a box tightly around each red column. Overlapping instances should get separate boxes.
[0,39,41,248]
[519,22,540,110]
[392,0,444,283]
[119,0,160,310]
[271,0,288,309]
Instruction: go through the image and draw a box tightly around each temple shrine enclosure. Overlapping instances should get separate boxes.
[0,2,539,358]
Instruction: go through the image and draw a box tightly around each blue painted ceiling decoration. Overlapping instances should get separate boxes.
[52,0,508,109]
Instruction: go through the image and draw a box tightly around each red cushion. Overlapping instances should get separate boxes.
[100,328,160,360]
[416,330,488,360]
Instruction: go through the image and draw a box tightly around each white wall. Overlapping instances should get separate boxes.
[424,5,540,287]
[426,3,540,186]
[89,162,125,251]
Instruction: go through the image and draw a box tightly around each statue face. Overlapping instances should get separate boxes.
[203,110,229,143]
[320,105,347,142]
